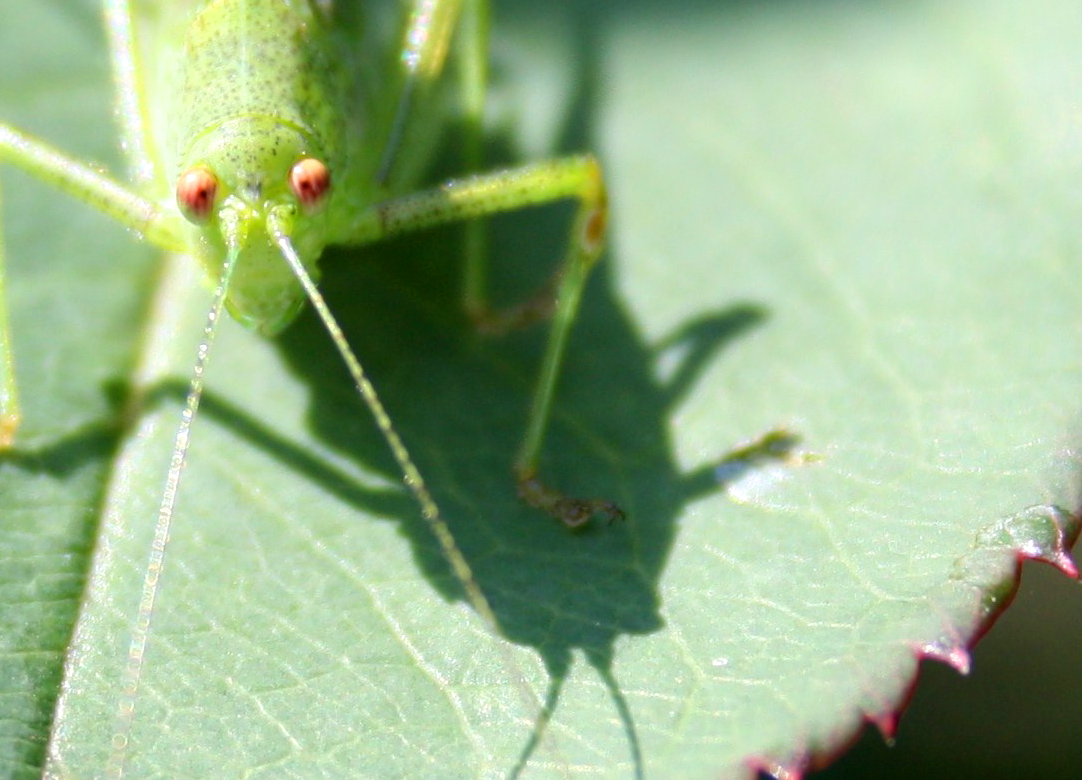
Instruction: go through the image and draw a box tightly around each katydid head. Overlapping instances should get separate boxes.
[174,117,336,335]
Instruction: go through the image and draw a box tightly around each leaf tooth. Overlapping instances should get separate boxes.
[972,504,1080,578]
[1018,545,1078,578]
[744,754,806,780]
[1007,506,1080,578]
[866,708,900,743]
[915,641,972,675]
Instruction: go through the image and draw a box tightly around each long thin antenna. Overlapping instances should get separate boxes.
[269,229,560,762]
[269,228,496,627]
[106,235,241,780]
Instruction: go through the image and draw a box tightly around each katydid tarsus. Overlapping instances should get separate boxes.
[0,0,619,773]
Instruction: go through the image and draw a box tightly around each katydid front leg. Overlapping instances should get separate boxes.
[345,155,623,527]
[0,122,182,450]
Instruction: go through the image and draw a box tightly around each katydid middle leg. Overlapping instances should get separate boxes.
[387,0,557,333]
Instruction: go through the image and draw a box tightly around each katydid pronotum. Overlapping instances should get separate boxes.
[0,0,620,774]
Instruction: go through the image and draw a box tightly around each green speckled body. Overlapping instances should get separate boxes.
[156,0,419,333]
[174,1,344,158]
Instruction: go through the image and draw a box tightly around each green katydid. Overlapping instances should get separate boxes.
[0,0,620,774]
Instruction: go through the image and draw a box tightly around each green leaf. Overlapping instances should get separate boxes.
[2,1,1080,779]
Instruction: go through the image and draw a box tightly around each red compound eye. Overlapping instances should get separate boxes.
[289,158,331,210]
[176,166,218,223]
